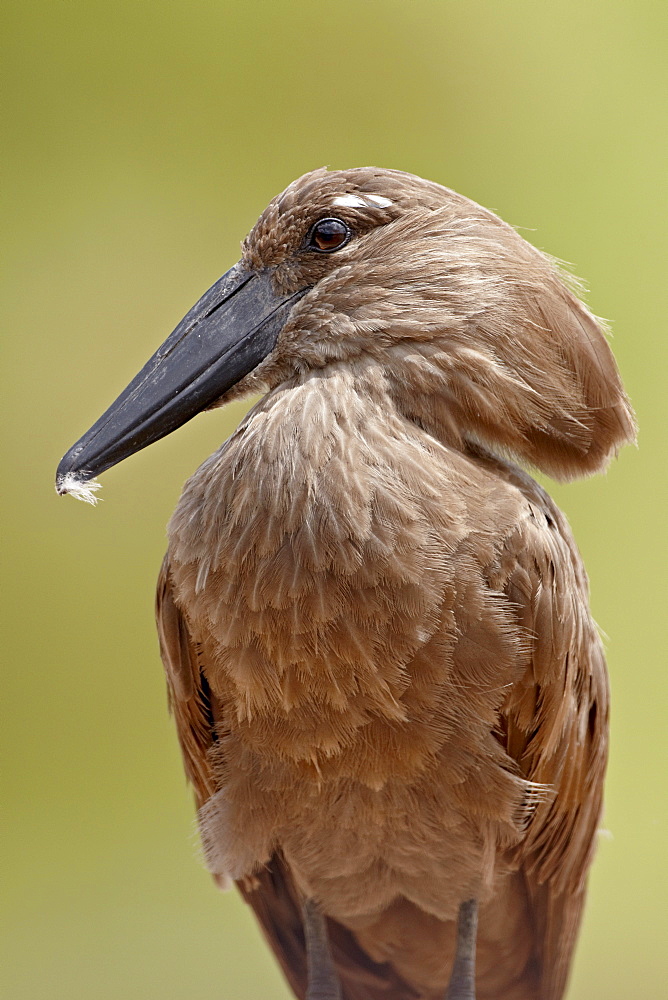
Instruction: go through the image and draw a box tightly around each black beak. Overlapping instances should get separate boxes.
[56,263,306,495]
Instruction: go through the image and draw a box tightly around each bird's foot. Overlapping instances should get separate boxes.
[302,897,343,1000]
[444,898,478,1000]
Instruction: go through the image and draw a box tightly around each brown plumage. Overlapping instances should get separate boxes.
[59,167,635,1000]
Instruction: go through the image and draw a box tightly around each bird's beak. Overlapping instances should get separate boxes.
[56,263,306,496]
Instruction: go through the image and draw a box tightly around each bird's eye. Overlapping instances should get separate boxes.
[309,218,350,253]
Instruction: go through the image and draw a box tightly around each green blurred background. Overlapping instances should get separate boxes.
[2,1,666,997]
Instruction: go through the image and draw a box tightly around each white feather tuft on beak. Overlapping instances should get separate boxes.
[56,474,102,505]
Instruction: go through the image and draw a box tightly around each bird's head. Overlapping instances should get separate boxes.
[56,167,635,501]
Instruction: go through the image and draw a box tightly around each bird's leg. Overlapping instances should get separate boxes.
[444,899,478,1000]
[302,897,343,1000]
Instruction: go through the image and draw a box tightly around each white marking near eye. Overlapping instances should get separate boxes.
[365,195,393,207]
[331,193,394,210]
[56,474,102,505]
[332,194,368,208]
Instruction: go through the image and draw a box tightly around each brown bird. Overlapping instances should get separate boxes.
[56,167,635,1000]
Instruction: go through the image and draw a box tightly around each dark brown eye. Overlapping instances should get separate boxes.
[309,218,350,253]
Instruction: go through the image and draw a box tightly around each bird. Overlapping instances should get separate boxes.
[56,167,635,1000]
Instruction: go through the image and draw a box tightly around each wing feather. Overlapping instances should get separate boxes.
[156,556,217,804]
[495,499,609,1000]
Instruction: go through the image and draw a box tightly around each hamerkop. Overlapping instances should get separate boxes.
[57,167,635,1000]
